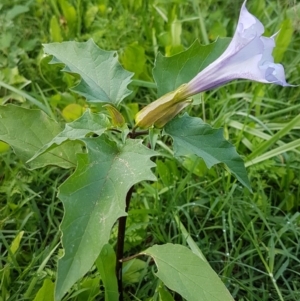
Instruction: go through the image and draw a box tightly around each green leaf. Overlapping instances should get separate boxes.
[33,279,55,301]
[43,40,134,105]
[95,244,118,301]
[55,136,157,300]
[0,105,80,169]
[28,109,110,162]
[164,113,251,190]
[153,39,230,97]
[143,244,234,301]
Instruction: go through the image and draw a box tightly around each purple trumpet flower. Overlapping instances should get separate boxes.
[135,1,292,129]
[179,1,290,99]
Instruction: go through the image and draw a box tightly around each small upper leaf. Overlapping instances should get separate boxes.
[164,114,251,190]
[153,39,230,97]
[55,136,157,301]
[143,244,234,301]
[0,105,80,169]
[43,39,134,105]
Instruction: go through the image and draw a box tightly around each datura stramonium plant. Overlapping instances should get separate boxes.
[135,1,291,129]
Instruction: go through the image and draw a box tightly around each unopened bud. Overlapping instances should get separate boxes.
[103,104,125,127]
[154,100,192,128]
[135,84,190,129]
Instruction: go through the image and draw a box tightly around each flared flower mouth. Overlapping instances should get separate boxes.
[178,0,291,99]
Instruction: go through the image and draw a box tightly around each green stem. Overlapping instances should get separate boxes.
[128,129,149,139]
[115,127,148,300]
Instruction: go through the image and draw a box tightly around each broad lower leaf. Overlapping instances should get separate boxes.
[43,39,134,105]
[95,244,119,301]
[28,109,110,162]
[164,114,251,190]
[153,39,230,97]
[55,136,157,300]
[0,105,80,169]
[143,244,234,301]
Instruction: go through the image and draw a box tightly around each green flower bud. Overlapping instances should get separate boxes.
[103,104,125,127]
[135,84,190,129]
[154,100,192,128]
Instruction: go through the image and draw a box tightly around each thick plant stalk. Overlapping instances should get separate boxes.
[115,129,149,300]
[116,186,134,301]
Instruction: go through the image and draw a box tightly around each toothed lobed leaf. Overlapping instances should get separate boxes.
[55,136,157,300]
[164,114,251,190]
[28,109,110,162]
[0,105,80,169]
[43,39,134,105]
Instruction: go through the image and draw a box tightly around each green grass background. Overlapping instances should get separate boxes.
[0,0,299,300]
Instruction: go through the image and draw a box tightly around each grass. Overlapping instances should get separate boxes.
[0,0,300,300]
